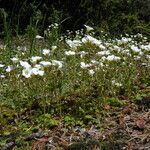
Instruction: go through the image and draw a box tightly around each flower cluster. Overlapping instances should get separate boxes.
[0,28,149,81]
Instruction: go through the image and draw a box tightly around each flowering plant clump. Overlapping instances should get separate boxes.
[0,26,149,116]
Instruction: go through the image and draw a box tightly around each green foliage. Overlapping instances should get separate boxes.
[26,24,37,56]
[0,0,150,36]
[0,8,12,47]
[35,114,58,128]
[106,98,124,107]
[64,116,76,126]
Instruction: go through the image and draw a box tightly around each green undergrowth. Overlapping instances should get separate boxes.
[0,26,150,149]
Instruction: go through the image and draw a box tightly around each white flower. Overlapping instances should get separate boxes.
[80,62,92,68]
[51,60,63,68]
[99,44,106,50]
[99,62,104,67]
[31,68,40,75]
[88,69,95,75]
[106,55,120,61]
[131,45,141,53]
[22,65,44,78]
[121,37,132,43]
[31,56,42,63]
[42,49,50,55]
[97,51,110,56]
[31,68,44,76]
[136,33,143,38]
[50,23,58,28]
[72,40,82,46]
[0,74,5,78]
[66,39,81,49]
[113,45,120,50]
[65,50,76,56]
[20,61,31,69]
[36,35,44,39]
[81,37,88,43]
[140,44,150,51]
[122,49,130,54]
[66,40,74,48]
[17,46,27,51]
[82,35,101,45]
[22,68,32,78]
[101,56,107,61]
[34,64,42,69]
[78,51,88,58]
[134,56,141,60]
[40,61,52,67]
[146,55,150,59]
[37,70,44,76]
[6,66,13,72]
[54,23,58,26]
[51,46,57,51]
[112,80,122,87]
[80,62,86,68]
[0,64,4,68]
[91,60,99,64]
[78,51,88,55]
[11,57,19,63]
[84,25,94,32]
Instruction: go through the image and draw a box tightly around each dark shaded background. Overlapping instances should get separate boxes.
[0,0,150,36]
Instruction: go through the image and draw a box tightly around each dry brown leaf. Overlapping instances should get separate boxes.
[119,114,125,128]
[32,141,47,150]
[104,104,111,110]
[122,106,131,115]
[136,118,146,130]
[31,137,49,150]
